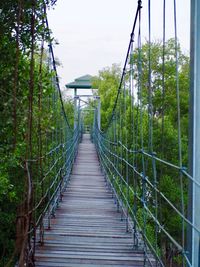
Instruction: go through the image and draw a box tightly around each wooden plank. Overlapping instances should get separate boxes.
[35,134,156,267]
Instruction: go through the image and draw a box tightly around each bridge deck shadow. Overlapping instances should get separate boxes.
[35,134,156,267]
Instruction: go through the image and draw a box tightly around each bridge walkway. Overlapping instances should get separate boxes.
[35,134,155,267]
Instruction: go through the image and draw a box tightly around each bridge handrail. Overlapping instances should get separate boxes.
[93,122,197,267]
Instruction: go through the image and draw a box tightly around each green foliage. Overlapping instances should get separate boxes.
[63,97,74,128]
[95,39,189,266]
[92,64,121,130]
[0,1,66,265]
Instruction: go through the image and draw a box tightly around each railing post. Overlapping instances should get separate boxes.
[74,89,77,130]
[39,219,44,246]
[97,96,101,131]
[189,0,200,266]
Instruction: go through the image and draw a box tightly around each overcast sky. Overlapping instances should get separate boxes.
[48,0,190,94]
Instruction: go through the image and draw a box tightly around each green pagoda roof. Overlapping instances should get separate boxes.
[65,75,93,89]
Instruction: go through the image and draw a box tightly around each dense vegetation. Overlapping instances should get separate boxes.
[0,0,190,266]
[91,39,189,266]
[0,1,75,266]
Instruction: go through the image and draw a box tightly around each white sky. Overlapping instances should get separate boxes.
[48,0,190,95]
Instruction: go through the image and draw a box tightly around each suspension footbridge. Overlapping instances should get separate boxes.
[35,134,156,266]
[1,0,200,267]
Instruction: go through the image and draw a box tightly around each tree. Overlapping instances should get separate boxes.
[92,64,121,130]
[0,1,63,265]
[94,39,190,266]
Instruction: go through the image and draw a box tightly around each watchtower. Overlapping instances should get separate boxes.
[65,75,101,130]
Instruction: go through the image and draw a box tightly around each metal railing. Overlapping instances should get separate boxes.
[91,0,200,266]
[17,124,82,267]
[93,125,163,267]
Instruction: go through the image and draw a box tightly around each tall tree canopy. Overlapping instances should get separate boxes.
[92,39,189,266]
[0,1,73,265]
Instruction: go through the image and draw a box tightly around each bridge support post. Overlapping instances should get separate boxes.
[74,88,77,130]
[189,0,200,266]
[78,97,81,135]
[96,96,101,130]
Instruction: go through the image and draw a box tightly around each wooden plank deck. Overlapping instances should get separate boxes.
[35,134,155,267]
